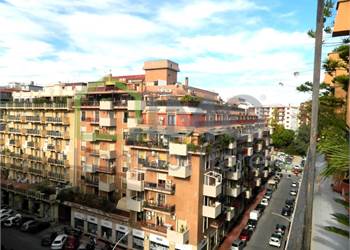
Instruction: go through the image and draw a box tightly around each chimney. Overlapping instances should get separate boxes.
[185,77,189,88]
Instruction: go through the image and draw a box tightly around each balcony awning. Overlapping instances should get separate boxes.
[116,197,128,212]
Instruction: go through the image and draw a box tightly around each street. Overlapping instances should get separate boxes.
[1,225,61,250]
[245,173,300,250]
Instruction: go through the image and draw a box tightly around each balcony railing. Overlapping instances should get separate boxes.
[28,155,44,162]
[85,177,99,186]
[47,158,65,166]
[26,129,40,136]
[94,132,117,142]
[28,168,43,175]
[138,158,169,172]
[8,128,21,134]
[144,182,175,194]
[125,139,168,149]
[47,172,65,181]
[144,201,175,214]
[7,116,20,122]
[1,183,57,202]
[26,116,41,123]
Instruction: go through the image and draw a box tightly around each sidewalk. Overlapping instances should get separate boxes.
[219,188,266,250]
[311,154,349,250]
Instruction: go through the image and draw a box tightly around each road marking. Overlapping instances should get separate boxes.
[271,212,291,222]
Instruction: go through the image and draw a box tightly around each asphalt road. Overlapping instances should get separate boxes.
[1,225,59,250]
[245,173,300,250]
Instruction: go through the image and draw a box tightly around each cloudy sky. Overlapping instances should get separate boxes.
[0,0,338,105]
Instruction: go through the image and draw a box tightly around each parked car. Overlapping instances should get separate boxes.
[20,220,38,232]
[247,219,257,230]
[281,207,292,217]
[51,234,68,250]
[249,210,261,221]
[0,209,15,216]
[64,235,79,250]
[0,213,11,224]
[15,216,34,228]
[255,204,265,214]
[264,193,272,200]
[3,214,22,227]
[239,228,253,241]
[260,198,269,206]
[269,233,282,248]
[290,189,297,196]
[231,239,246,250]
[291,181,298,187]
[275,224,287,235]
[41,232,58,246]
[20,220,49,233]
[266,188,273,194]
[285,198,295,206]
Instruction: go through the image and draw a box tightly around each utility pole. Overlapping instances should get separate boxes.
[304,0,324,249]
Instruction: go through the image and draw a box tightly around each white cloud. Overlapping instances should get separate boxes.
[0,0,314,106]
[157,0,268,28]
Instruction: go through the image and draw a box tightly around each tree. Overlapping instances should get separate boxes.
[271,125,295,149]
[286,124,310,156]
[324,198,349,238]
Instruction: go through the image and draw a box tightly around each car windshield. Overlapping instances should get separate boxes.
[53,240,61,244]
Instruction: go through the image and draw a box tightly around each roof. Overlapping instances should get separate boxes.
[112,74,145,81]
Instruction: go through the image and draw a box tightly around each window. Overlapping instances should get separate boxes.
[74,218,84,230]
[116,231,128,246]
[123,112,128,123]
[167,115,175,126]
[81,111,86,121]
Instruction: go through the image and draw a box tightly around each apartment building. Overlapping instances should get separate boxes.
[254,105,299,131]
[1,59,274,250]
[0,82,85,218]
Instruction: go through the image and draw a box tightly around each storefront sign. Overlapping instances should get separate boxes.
[116,224,128,233]
[74,212,86,220]
[150,233,169,246]
[101,219,112,229]
[87,215,97,224]
[132,229,144,239]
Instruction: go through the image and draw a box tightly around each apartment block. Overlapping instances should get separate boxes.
[1,59,274,250]
[0,83,85,218]
[255,105,299,131]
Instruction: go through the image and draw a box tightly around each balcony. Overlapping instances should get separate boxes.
[203,171,222,197]
[99,117,116,127]
[28,155,44,162]
[138,158,169,172]
[99,100,113,110]
[47,172,66,182]
[167,228,189,245]
[127,118,138,128]
[94,132,116,142]
[99,149,116,159]
[99,181,115,192]
[25,116,41,123]
[255,178,261,187]
[144,201,175,214]
[226,185,242,197]
[85,177,99,187]
[226,171,241,181]
[127,100,145,110]
[26,129,41,136]
[227,155,236,167]
[89,150,100,157]
[126,197,143,212]
[47,158,66,166]
[28,168,43,175]
[247,134,253,142]
[126,171,144,191]
[202,201,222,219]
[245,147,253,156]
[168,164,191,178]
[245,189,252,199]
[169,143,187,156]
[263,170,269,178]
[226,206,235,221]
[7,116,21,122]
[83,164,97,173]
[8,128,21,134]
[144,182,175,195]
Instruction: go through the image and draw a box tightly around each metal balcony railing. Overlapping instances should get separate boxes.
[143,201,175,214]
